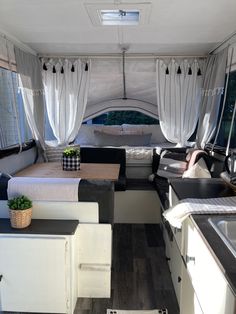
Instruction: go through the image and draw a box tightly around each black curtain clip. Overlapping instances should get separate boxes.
[61,66,64,74]
[52,65,56,73]
[43,63,47,71]
[197,68,202,76]
[165,67,169,75]
[85,63,88,71]
[71,64,75,72]
[177,66,181,74]
[188,67,192,75]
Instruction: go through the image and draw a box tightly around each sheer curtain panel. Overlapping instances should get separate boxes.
[42,59,90,146]
[196,48,228,149]
[156,58,204,146]
[15,47,45,148]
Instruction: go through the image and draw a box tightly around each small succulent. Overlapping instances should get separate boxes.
[8,195,32,210]
[63,147,80,157]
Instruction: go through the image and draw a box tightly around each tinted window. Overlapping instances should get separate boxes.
[215,71,236,148]
[85,111,159,125]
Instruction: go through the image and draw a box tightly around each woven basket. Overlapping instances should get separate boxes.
[10,207,32,229]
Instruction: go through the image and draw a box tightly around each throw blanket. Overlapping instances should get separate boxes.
[8,177,81,202]
[163,197,236,228]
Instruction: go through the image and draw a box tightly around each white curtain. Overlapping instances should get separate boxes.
[156,59,204,146]
[42,59,90,146]
[196,48,228,149]
[15,47,45,148]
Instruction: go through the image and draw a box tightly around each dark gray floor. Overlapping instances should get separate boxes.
[75,224,179,314]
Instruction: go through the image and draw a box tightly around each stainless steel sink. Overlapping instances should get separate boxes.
[208,217,236,259]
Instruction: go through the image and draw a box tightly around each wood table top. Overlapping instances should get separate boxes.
[15,162,120,181]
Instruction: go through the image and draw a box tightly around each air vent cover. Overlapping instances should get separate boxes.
[85,3,151,26]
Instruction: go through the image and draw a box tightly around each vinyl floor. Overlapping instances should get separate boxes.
[75,224,179,314]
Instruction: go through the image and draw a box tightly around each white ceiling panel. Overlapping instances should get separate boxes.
[0,0,235,55]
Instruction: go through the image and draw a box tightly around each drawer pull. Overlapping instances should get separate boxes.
[186,255,195,264]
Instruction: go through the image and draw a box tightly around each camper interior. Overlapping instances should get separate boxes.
[0,0,236,313]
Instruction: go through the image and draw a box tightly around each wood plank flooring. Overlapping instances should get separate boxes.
[75,224,179,314]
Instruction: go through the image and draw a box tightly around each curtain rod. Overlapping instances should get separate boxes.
[209,30,236,54]
[39,53,206,59]
[0,31,37,55]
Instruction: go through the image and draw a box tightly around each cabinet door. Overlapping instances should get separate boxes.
[0,236,68,313]
[169,239,182,305]
[77,223,112,298]
[185,219,235,314]
[180,263,203,314]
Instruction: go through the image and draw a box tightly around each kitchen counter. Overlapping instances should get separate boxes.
[169,178,236,297]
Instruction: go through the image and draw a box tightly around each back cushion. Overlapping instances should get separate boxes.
[75,125,123,145]
[44,144,80,162]
[122,124,166,144]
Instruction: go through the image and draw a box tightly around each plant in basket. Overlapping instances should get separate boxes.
[62,147,80,171]
[8,195,32,229]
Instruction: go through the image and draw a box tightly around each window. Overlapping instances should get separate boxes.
[214,71,236,149]
[0,67,32,149]
[84,111,159,125]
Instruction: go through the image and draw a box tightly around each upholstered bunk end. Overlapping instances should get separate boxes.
[80,147,127,191]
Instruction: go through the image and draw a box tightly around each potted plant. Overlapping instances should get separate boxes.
[62,146,80,171]
[8,195,32,229]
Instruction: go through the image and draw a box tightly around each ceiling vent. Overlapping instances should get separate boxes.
[85,3,151,26]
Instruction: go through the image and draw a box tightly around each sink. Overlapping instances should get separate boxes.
[208,217,236,259]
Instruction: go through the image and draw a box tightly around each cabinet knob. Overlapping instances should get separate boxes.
[178,276,181,283]
[186,255,195,264]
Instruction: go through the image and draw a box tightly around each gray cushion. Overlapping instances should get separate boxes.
[94,130,151,146]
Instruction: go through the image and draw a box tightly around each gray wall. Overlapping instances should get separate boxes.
[0,147,36,175]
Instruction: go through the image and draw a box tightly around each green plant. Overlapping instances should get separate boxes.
[63,147,80,157]
[8,195,32,210]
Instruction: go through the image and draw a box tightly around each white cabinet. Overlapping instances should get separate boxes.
[184,218,235,314]
[180,262,203,314]
[0,234,77,314]
[163,196,236,314]
[169,237,183,305]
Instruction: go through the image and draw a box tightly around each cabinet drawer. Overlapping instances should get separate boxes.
[185,219,235,314]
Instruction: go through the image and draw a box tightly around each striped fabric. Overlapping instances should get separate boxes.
[163,197,236,228]
[44,145,80,162]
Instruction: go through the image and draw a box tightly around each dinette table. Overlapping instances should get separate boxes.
[15,162,120,181]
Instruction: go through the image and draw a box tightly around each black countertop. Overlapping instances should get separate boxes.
[169,178,236,296]
[0,219,79,235]
[169,178,235,200]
